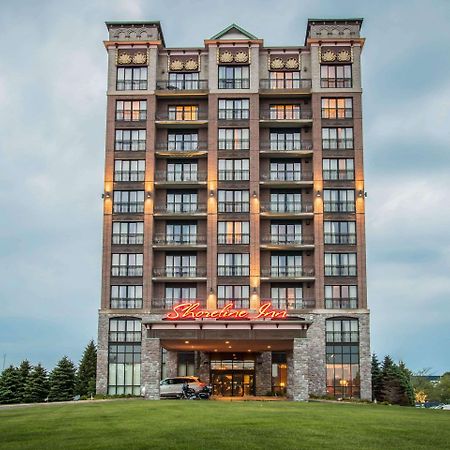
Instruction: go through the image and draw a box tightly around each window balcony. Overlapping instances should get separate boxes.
[260,79,312,90]
[218,109,250,121]
[218,139,250,151]
[155,141,208,156]
[156,79,209,91]
[155,112,208,122]
[153,234,207,247]
[113,202,145,214]
[153,203,207,216]
[324,265,357,277]
[261,266,315,279]
[324,233,356,245]
[325,297,358,309]
[260,234,314,248]
[218,79,250,89]
[260,140,313,154]
[322,139,354,150]
[260,202,313,215]
[263,298,315,310]
[217,202,250,214]
[217,266,250,277]
[152,267,207,278]
[259,109,312,121]
[323,170,355,181]
[155,171,207,184]
[323,202,355,213]
[151,298,206,310]
[217,234,250,245]
[217,299,250,308]
[111,266,143,277]
[218,170,250,181]
[260,171,313,185]
[112,233,144,245]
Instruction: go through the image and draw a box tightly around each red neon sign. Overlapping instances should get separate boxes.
[165,302,288,320]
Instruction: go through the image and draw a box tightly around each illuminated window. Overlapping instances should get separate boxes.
[116,67,147,90]
[218,128,249,150]
[115,129,146,151]
[269,104,301,120]
[322,127,353,149]
[218,99,249,119]
[272,352,287,395]
[112,222,144,245]
[323,159,354,180]
[321,98,353,119]
[324,253,357,276]
[269,72,300,89]
[320,65,352,88]
[110,285,143,309]
[217,285,250,308]
[325,285,358,309]
[168,105,198,121]
[111,253,143,277]
[114,160,145,182]
[218,221,250,244]
[115,100,147,121]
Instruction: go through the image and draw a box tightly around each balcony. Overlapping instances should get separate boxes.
[261,266,315,280]
[218,110,250,121]
[155,111,208,127]
[151,298,206,310]
[153,203,207,217]
[114,171,146,183]
[259,109,312,127]
[218,170,250,182]
[260,202,313,216]
[263,298,316,310]
[154,171,207,186]
[325,298,358,309]
[112,233,144,245]
[217,267,250,277]
[323,202,356,213]
[260,235,314,249]
[155,79,209,93]
[259,79,312,92]
[155,141,208,157]
[260,140,313,155]
[324,233,356,245]
[322,139,354,151]
[113,202,145,214]
[323,170,355,181]
[260,171,313,187]
[218,139,250,152]
[153,234,207,248]
[111,266,143,277]
[152,267,207,280]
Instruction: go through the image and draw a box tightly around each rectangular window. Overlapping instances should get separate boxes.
[165,254,197,277]
[165,285,197,302]
[269,192,302,213]
[320,65,352,88]
[164,223,197,244]
[112,222,144,245]
[326,318,359,343]
[323,159,354,180]
[271,286,303,309]
[167,131,199,152]
[111,253,143,277]
[269,104,302,120]
[110,285,143,309]
[115,129,146,151]
[270,254,303,277]
[113,191,145,214]
[322,127,353,150]
[218,66,250,89]
[325,285,358,309]
[218,221,250,244]
[269,72,300,89]
[321,98,353,119]
[217,285,250,308]
[218,99,250,119]
[270,222,302,244]
[324,221,356,244]
[178,352,195,376]
[217,253,250,276]
[218,159,250,181]
[116,67,148,91]
[269,160,302,181]
[270,130,301,151]
[114,160,145,182]
[168,72,199,90]
[324,253,357,276]
[323,189,355,213]
[166,191,198,213]
[166,161,198,182]
[218,128,249,150]
[218,190,250,213]
[168,105,198,121]
[115,100,147,121]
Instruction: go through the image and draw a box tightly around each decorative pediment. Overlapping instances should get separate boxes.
[217,48,250,65]
[210,23,258,40]
[319,46,353,63]
[268,54,301,71]
[116,49,148,65]
[168,54,200,72]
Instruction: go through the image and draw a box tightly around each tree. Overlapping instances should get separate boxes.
[371,353,383,401]
[0,365,21,404]
[75,340,97,397]
[380,356,414,406]
[17,360,32,402]
[397,361,415,406]
[436,372,450,403]
[23,364,49,403]
[48,356,76,402]
[411,368,437,402]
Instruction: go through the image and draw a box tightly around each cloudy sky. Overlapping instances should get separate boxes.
[1,0,449,374]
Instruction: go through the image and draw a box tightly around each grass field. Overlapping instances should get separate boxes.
[0,399,449,449]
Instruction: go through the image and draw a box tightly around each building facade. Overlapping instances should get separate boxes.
[96,19,371,400]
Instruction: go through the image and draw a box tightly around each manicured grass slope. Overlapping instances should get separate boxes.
[0,400,449,449]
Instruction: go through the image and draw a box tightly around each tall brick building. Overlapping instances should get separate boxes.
[96,18,371,400]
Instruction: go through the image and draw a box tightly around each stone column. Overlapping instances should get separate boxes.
[287,338,309,401]
[141,337,161,400]
[255,352,272,396]
[359,313,372,400]
[166,350,178,378]
[96,313,109,395]
[197,352,210,384]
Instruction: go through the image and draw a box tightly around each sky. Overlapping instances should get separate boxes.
[0,0,449,374]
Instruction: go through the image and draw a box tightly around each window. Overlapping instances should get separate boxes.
[168,72,199,90]
[324,253,357,276]
[218,99,249,120]
[112,222,144,245]
[323,189,355,213]
[218,128,249,150]
[108,318,141,395]
[165,285,197,303]
[168,131,199,152]
[218,159,249,181]
[322,127,353,150]
[178,352,195,376]
[269,105,302,120]
[320,65,352,88]
[218,221,250,244]
[110,285,143,309]
[271,286,303,309]
[217,285,250,308]
[270,192,302,213]
[168,105,198,121]
[165,254,197,277]
[321,98,353,119]
[166,191,198,213]
[113,191,145,214]
[325,285,358,309]
[116,100,147,121]
[115,130,146,151]
[270,130,301,151]
[218,66,250,89]
[270,223,302,244]
[269,72,300,89]
[324,221,356,244]
[114,160,145,182]
[269,161,302,181]
[323,159,354,180]
[218,253,250,276]
[218,190,250,213]
[270,254,303,277]
[272,352,287,395]
[165,223,197,244]
[116,67,148,90]
[111,253,143,277]
[166,161,198,182]
[326,318,359,398]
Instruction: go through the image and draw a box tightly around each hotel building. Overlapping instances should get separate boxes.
[96,18,371,400]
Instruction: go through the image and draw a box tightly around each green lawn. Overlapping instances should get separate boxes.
[0,400,449,449]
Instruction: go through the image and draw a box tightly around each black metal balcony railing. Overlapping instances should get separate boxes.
[324,233,357,245]
[156,112,208,121]
[260,171,313,182]
[217,202,250,213]
[156,80,209,90]
[151,298,206,309]
[154,203,207,214]
[320,78,352,89]
[115,140,146,152]
[114,171,146,182]
[116,80,148,91]
[325,297,358,309]
[322,170,355,181]
[218,79,250,89]
[260,202,313,214]
[111,266,143,277]
[261,235,314,245]
[153,234,207,245]
[261,266,315,278]
[217,266,250,277]
[156,141,208,153]
[218,170,250,181]
[153,267,207,278]
[218,139,250,151]
[324,265,357,277]
[113,202,145,214]
[112,233,144,245]
[217,299,250,308]
[322,139,354,150]
[115,111,147,122]
[218,109,250,120]
[155,171,207,182]
[110,298,143,309]
[263,298,315,309]
[260,79,312,90]
[261,140,313,152]
[321,108,353,119]
[217,233,250,245]
[260,109,312,120]
[323,202,356,213]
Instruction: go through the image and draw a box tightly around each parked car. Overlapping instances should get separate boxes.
[440,404,450,410]
[160,377,207,398]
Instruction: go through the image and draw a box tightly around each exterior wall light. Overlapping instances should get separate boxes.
[358,190,364,198]
[102,192,111,199]
[315,190,321,197]
[252,191,258,198]
[209,190,215,197]
[209,287,214,294]
[146,191,152,199]
[252,287,257,294]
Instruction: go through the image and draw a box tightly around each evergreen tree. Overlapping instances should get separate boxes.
[48,356,76,402]
[398,361,415,406]
[371,353,383,401]
[23,364,49,403]
[0,365,21,404]
[75,340,97,396]
[17,359,32,402]
[380,356,414,406]
[437,372,450,403]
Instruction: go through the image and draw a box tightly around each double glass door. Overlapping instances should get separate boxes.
[212,372,254,397]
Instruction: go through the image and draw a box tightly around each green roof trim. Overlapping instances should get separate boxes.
[210,23,258,40]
